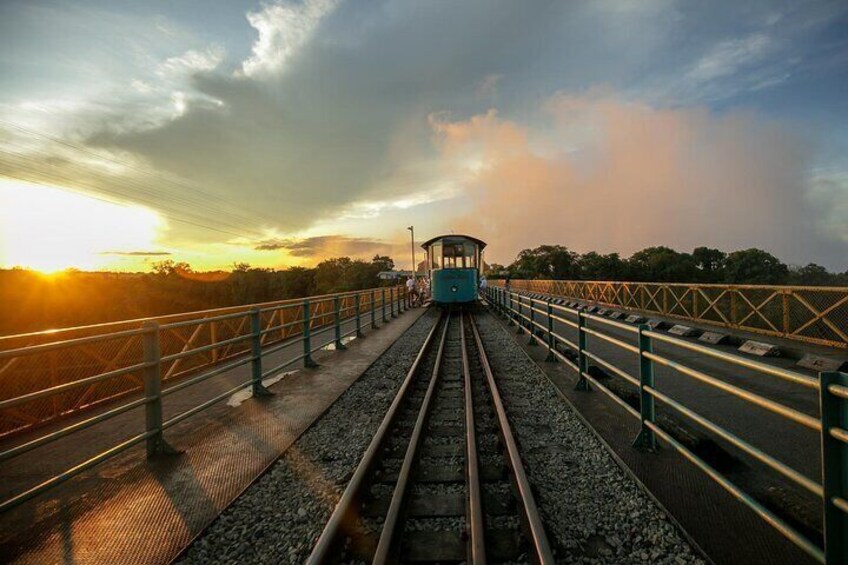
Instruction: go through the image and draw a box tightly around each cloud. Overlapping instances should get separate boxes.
[240,0,339,78]
[254,235,389,258]
[430,93,847,270]
[687,34,773,83]
[99,250,172,256]
[476,74,503,99]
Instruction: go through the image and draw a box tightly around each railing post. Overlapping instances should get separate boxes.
[142,321,176,457]
[820,371,848,565]
[516,295,523,334]
[507,290,515,326]
[302,299,318,368]
[398,286,404,313]
[355,293,364,338]
[382,288,388,323]
[633,324,657,449]
[390,287,397,318]
[250,308,272,397]
[574,310,590,391]
[371,289,378,329]
[545,298,555,362]
[333,295,346,350]
[730,288,738,326]
[528,298,537,346]
[782,290,791,335]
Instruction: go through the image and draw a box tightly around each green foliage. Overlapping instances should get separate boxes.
[505,245,846,286]
[627,246,698,282]
[511,245,580,279]
[0,255,396,335]
[579,252,627,281]
[723,248,789,285]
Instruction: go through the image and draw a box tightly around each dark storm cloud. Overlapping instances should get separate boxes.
[82,0,676,235]
[255,235,387,257]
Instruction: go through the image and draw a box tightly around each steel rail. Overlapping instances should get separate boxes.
[583,350,640,387]
[644,385,822,497]
[0,327,147,359]
[552,331,579,351]
[0,361,152,410]
[159,310,250,330]
[469,313,555,564]
[0,396,151,463]
[582,325,640,354]
[643,351,820,431]
[161,355,254,398]
[259,317,303,336]
[306,313,445,564]
[643,329,817,389]
[0,429,157,513]
[462,312,486,564]
[645,420,825,562]
[372,315,451,563]
[160,333,252,363]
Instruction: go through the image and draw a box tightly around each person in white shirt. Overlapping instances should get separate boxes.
[406,276,419,307]
[479,275,488,295]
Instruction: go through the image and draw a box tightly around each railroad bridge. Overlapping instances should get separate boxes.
[0,281,846,564]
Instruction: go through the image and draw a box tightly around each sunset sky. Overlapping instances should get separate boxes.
[1,0,847,272]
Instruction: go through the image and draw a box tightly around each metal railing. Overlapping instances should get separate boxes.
[491,279,848,349]
[0,285,409,513]
[486,285,848,564]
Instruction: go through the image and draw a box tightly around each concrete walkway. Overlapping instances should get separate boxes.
[0,305,426,564]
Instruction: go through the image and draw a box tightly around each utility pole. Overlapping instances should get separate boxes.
[407,226,416,278]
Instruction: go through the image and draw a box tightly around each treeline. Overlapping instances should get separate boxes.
[0,256,396,335]
[488,245,848,286]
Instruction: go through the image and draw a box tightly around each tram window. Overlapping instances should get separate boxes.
[442,242,465,268]
[465,243,477,268]
[431,243,442,269]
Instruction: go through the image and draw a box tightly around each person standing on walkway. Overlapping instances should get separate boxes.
[406,276,419,307]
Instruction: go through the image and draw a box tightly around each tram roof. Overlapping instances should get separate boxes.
[420,234,487,250]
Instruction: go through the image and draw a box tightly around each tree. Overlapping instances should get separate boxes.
[579,252,627,281]
[315,257,356,293]
[150,260,193,276]
[692,247,727,282]
[511,245,580,279]
[789,263,835,286]
[723,249,788,285]
[627,247,697,282]
[371,255,394,271]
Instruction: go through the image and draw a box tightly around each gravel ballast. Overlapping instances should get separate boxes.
[177,310,439,565]
[179,307,704,564]
[474,312,705,564]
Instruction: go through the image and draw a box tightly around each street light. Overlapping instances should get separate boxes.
[407,226,415,278]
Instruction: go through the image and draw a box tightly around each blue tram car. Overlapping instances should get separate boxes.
[421,234,486,304]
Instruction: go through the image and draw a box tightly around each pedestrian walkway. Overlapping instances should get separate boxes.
[0,307,425,564]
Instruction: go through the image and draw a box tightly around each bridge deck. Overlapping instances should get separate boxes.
[0,307,425,564]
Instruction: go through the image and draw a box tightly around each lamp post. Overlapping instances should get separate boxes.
[407,226,415,278]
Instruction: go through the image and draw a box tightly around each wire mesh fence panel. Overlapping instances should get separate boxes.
[494,280,848,348]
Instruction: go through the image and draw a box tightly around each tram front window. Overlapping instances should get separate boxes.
[441,241,477,268]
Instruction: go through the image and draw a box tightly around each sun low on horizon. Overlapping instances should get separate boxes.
[0,179,165,273]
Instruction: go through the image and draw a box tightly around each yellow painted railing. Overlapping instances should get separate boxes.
[491,280,848,349]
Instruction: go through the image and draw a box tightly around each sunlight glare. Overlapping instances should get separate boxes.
[0,180,164,272]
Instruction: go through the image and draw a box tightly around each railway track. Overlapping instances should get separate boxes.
[307,308,554,564]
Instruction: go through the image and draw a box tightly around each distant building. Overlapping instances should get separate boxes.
[378,270,414,280]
